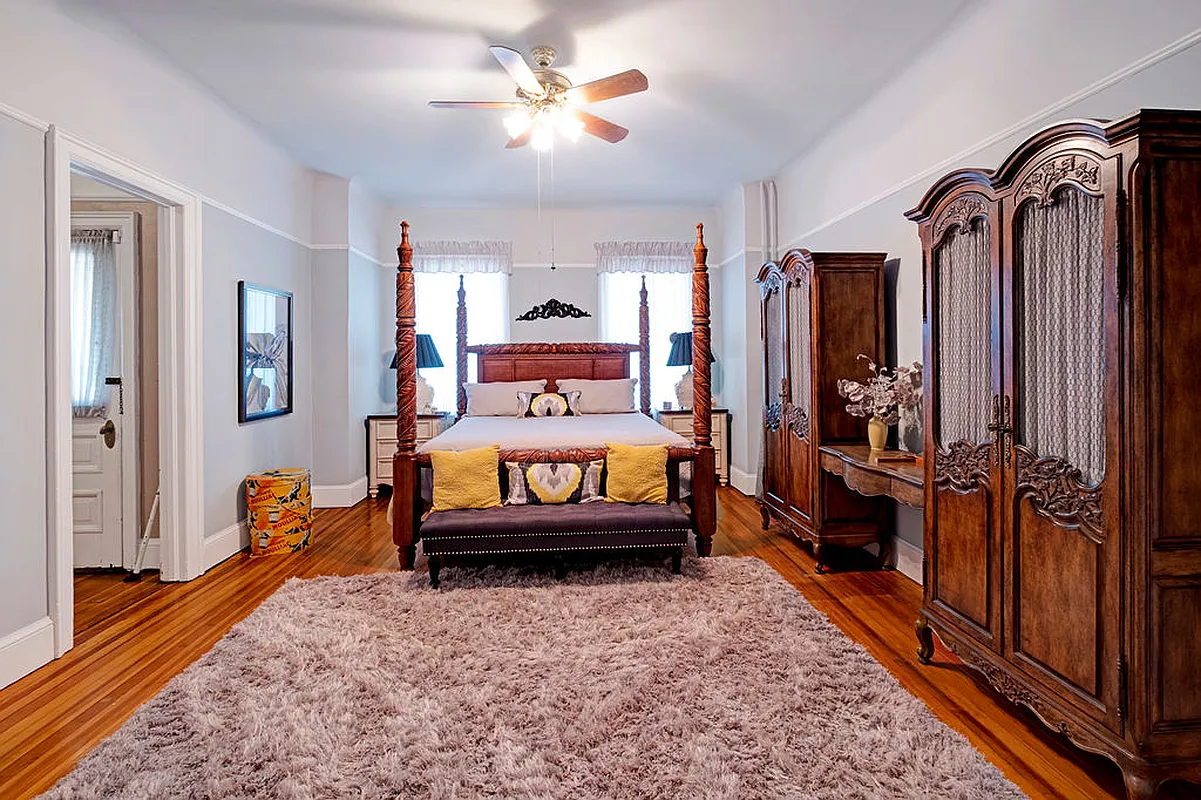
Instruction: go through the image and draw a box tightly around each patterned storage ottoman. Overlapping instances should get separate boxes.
[246,468,313,557]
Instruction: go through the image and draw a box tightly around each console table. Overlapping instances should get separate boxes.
[817,445,923,508]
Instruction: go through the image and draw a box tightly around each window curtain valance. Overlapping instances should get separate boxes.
[413,240,512,274]
[595,240,692,274]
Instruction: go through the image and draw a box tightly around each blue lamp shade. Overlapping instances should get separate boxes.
[390,334,445,370]
[666,331,715,367]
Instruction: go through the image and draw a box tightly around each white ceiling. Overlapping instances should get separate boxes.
[67,0,972,207]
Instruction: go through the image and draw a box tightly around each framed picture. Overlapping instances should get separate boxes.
[238,281,293,422]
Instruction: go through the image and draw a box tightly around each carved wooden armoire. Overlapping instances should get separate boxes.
[757,250,887,572]
[907,110,1201,799]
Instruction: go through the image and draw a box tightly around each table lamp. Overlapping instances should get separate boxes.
[666,331,714,410]
[391,334,444,412]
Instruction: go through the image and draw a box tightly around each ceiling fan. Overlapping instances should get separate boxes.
[429,46,648,151]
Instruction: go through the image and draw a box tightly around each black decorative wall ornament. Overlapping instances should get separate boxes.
[515,298,592,321]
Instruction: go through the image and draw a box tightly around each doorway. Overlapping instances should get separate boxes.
[69,208,142,570]
[47,127,206,658]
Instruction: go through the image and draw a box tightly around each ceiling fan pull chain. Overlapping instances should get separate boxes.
[536,149,543,265]
[550,145,557,271]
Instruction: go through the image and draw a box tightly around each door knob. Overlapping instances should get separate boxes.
[100,419,116,449]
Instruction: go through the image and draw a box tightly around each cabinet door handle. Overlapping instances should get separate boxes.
[1002,395,1012,467]
[987,394,1001,465]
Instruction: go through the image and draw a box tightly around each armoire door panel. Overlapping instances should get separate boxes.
[764,426,787,510]
[785,429,812,522]
[1153,578,1201,727]
[933,485,992,630]
[816,269,878,442]
[1014,500,1101,697]
[1154,158,1201,544]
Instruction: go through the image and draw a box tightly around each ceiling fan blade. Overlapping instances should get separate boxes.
[576,110,629,143]
[490,45,544,97]
[565,69,648,105]
[505,130,532,149]
[428,101,523,109]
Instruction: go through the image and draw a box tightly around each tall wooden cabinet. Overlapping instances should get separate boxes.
[756,250,887,572]
[907,110,1201,799]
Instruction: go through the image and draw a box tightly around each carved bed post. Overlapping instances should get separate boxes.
[392,221,419,569]
[638,275,651,416]
[691,223,716,556]
[456,275,467,419]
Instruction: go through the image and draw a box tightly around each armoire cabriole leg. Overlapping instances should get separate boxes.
[392,221,419,570]
[1121,768,1161,800]
[915,616,935,664]
[813,543,827,574]
[759,501,771,530]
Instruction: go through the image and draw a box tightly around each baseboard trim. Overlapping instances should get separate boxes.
[203,519,249,572]
[892,536,922,586]
[729,466,757,496]
[0,616,55,690]
[312,476,368,508]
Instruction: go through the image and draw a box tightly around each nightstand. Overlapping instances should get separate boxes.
[366,412,451,498]
[654,408,730,485]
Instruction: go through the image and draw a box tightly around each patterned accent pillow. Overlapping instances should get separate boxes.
[516,390,582,418]
[505,459,603,505]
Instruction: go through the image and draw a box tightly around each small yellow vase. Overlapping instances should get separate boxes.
[868,417,888,451]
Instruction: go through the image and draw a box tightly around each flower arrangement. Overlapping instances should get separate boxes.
[837,355,923,424]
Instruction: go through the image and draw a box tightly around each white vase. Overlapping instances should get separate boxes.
[416,373,434,414]
[675,369,694,410]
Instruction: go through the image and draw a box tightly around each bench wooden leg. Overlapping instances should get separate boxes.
[428,554,442,588]
[554,558,568,580]
[671,548,682,574]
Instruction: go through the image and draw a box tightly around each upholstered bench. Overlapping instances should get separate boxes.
[420,502,691,588]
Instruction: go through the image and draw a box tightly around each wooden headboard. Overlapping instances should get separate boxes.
[466,343,639,393]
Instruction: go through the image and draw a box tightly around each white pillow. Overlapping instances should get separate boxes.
[464,380,547,416]
[556,378,638,414]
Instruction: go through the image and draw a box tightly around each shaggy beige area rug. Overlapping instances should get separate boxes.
[45,557,1025,799]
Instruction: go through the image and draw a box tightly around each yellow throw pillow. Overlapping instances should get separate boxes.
[604,442,669,504]
[430,445,502,512]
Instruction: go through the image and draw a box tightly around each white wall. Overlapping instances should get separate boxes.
[0,0,313,242]
[768,0,1201,562]
[202,208,314,534]
[0,0,320,687]
[715,183,767,495]
[0,116,48,639]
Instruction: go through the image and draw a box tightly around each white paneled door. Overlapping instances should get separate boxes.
[72,415,124,567]
[71,213,138,569]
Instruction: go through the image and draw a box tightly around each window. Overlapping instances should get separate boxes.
[598,271,692,411]
[70,230,118,417]
[415,272,509,413]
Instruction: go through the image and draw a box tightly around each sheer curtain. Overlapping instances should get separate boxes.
[70,229,118,417]
[596,241,693,410]
[413,241,511,413]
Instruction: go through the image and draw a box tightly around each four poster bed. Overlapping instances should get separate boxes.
[389,221,717,570]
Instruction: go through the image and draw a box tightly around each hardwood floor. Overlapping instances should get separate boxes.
[1,488,1197,799]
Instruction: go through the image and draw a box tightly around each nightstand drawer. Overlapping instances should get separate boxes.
[416,417,440,443]
[367,413,451,497]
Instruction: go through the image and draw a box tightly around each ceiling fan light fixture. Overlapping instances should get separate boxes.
[503,111,532,139]
[558,114,585,142]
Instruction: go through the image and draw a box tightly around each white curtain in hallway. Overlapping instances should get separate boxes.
[70,229,118,417]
